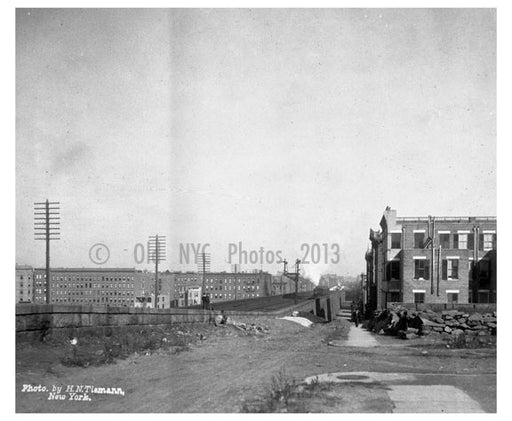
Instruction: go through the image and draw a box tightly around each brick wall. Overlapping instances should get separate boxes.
[401,249,471,304]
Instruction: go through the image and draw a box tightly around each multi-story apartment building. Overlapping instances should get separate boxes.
[15,265,34,303]
[19,266,303,308]
[33,268,137,306]
[365,208,496,310]
[174,271,273,307]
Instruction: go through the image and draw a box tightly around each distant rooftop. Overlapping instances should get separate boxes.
[15,264,33,270]
[33,267,137,272]
[396,216,496,222]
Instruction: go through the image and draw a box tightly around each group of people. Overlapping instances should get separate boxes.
[377,308,424,335]
[202,294,230,326]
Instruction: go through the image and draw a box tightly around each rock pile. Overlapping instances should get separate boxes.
[367,307,496,340]
[419,309,496,337]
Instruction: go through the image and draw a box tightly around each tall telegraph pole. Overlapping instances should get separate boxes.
[34,200,60,304]
[196,252,211,300]
[283,258,301,304]
[148,235,166,309]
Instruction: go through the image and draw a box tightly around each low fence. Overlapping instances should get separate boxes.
[387,302,497,314]
[16,291,343,342]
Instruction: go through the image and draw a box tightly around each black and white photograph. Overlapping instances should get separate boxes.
[11,3,502,414]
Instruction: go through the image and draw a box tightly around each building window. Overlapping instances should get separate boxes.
[391,233,401,249]
[442,259,459,280]
[389,291,400,302]
[414,259,430,280]
[386,260,400,281]
[483,233,496,251]
[447,292,459,304]
[439,233,450,249]
[456,234,468,249]
[454,233,474,250]
[414,233,424,249]
[478,260,490,280]
[414,292,425,304]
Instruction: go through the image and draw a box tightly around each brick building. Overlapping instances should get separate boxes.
[33,268,138,306]
[15,265,34,303]
[174,271,273,307]
[18,266,310,308]
[365,208,496,310]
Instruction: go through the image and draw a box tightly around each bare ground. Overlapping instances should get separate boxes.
[16,316,496,413]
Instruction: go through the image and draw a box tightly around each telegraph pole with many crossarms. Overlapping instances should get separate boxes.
[282,258,301,304]
[148,235,166,309]
[34,200,60,304]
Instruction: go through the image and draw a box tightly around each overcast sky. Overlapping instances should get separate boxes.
[16,8,496,281]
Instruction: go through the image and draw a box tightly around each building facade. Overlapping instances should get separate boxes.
[173,271,273,307]
[33,268,137,306]
[17,266,305,308]
[15,265,34,303]
[366,208,496,310]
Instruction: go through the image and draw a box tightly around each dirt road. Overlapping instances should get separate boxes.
[16,316,496,413]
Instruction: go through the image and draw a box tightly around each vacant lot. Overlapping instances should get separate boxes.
[16,316,496,413]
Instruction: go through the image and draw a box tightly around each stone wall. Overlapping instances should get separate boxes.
[16,291,342,342]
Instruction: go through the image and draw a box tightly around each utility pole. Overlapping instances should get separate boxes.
[283,258,301,304]
[196,252,211,302]
[34,200,60,304]
[232,264,238,301]
[148,235,166,309]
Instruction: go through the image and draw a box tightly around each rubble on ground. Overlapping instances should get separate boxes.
[366,306,496,340]
[229,321,271,334]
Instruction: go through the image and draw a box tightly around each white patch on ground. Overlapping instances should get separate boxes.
[388,385,484,413]
[278,316,313,327]
[304,371,415,384]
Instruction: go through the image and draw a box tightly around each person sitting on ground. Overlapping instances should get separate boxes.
[410,313,424,334]
[395,310,408,333]
[220,310,228,325]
